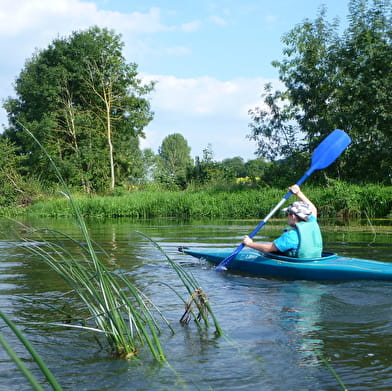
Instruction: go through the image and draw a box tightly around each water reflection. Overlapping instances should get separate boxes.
[277,282,325,366]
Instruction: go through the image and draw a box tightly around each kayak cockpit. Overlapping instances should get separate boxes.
[260,251,339,263]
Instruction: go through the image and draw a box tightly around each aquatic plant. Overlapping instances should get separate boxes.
[318,355,348,391]
[135,231,222,336]
[19,224,167,360]
[0,310,63,390]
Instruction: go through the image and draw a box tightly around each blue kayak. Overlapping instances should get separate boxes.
[179,247,392,281]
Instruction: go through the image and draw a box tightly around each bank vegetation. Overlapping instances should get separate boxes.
[6,181,391,220]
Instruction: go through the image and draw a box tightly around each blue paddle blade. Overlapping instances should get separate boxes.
[310,129,351,171]
[215,244,244,271]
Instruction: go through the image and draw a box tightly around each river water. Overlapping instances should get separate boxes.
[0,216,391,391]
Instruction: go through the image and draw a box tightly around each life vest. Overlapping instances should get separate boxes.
[286,217,323,258]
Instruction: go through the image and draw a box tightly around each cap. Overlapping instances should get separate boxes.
[282,201,312,221]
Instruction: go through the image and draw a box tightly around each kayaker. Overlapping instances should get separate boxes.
[242,184,323,258]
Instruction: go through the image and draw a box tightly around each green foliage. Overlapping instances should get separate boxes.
[3,26,154,193]
[316,180,392,219]
[221,156,246,177]
[17,183,392,219]
[248,83,300,161]
[0,138,32,207]
[249,0,391,183]
[137,148,158,185]
[156,133,193,189]
[187,145,237,187]
[244,158,270,184]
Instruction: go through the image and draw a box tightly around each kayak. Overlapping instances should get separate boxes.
[178,247,392,281]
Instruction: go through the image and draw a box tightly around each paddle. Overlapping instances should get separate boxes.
[215,129,351,271]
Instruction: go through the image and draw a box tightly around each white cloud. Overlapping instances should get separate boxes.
[0,0,171,36]
[208,15,227,26]
[0,0,95,35]
[140,74,283,160]
[181,20,201,32]
[143,74,279,118]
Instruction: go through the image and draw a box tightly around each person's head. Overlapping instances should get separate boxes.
[283,201,312,226]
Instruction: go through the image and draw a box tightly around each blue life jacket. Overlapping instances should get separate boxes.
[286,217,323,258]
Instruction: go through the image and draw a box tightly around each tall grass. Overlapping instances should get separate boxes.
[14,183,392,220]
[7,213,222,361]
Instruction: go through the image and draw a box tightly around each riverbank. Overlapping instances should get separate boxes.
[5,183,392,219]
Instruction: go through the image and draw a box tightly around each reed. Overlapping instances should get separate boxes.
[10,208,168,361]
[135,231,222,336]
[0,310,63,391]
[11,218,222,360]
[318,355,348,391]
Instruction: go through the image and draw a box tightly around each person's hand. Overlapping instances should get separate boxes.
[289,184,301,195]
[242,235,253,246]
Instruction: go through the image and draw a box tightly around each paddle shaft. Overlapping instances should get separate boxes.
[250,165,315,236]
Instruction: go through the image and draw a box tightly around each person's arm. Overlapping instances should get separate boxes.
[289,184,317,218]
[242,235,278,252]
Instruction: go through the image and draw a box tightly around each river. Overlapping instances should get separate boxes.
[0,216,391,390]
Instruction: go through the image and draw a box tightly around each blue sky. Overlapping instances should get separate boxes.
[0,0,350,161]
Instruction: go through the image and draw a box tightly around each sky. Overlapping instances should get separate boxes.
[0,0,350,161]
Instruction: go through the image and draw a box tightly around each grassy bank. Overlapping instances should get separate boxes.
[6,183,392,219]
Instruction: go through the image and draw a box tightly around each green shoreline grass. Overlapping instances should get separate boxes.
[6,183,392,220]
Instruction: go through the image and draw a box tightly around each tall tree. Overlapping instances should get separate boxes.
[249,0,391,183]
[157,133,193,188]
[3,26,154,192]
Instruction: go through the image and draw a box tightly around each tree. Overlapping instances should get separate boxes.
[80,27,154,189]
[156,133,193,188]
[3,26,154,192]
[221,157,246,178]
[188,144,235,186]
[139,148,158,184]
[0,139,27,206]
[244,158,269,184]
[249,0,391,183]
